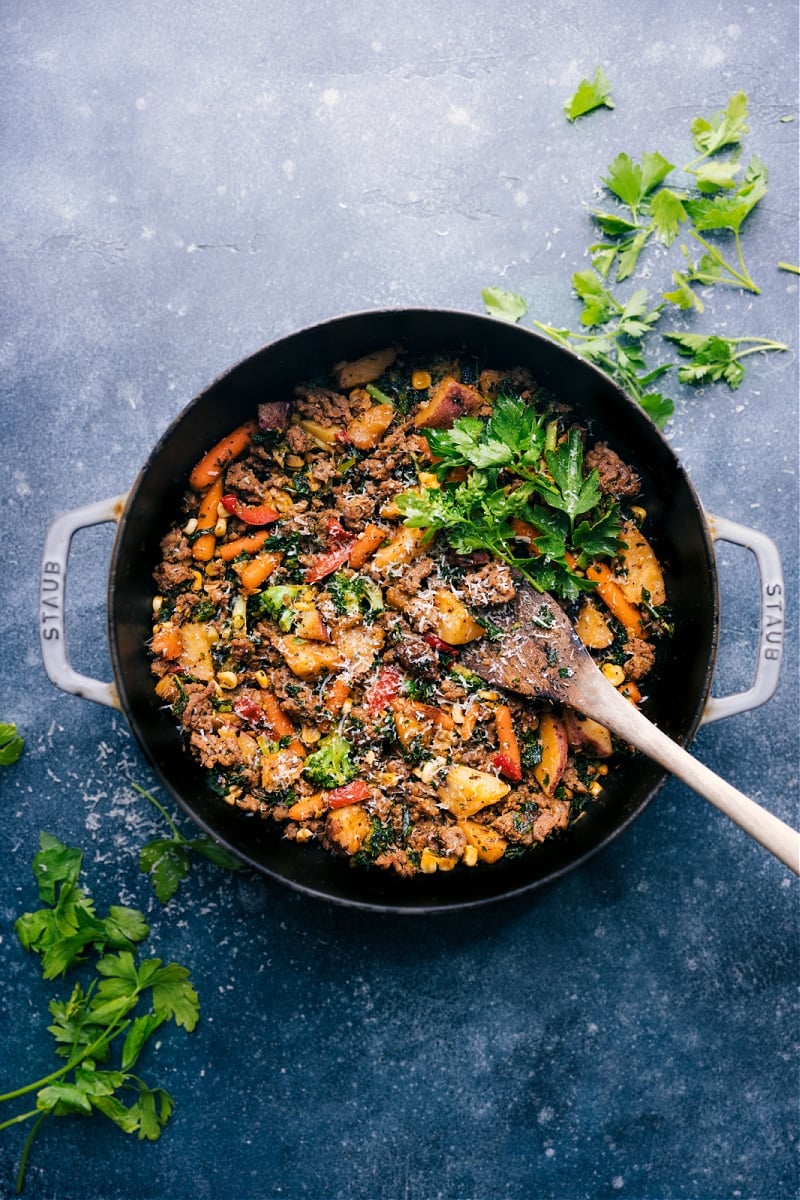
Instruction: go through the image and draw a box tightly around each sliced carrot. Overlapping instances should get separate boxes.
[192,477,224,562]
[586,561,643,637]
[510,517,540,546]
[151,625,183,660]
[238,551,282,592]
[493,704,522,780]
[258,689,305,757]
[348,523,387,569]
[389,696,454,731]
[217,529,273,561]
[619,681,642,704]
[189,420,259,492]
[325,677,351,714]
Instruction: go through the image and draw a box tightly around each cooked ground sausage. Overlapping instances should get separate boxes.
[149,349,668,876]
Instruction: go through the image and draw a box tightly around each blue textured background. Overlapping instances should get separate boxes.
[1,2,798,1198]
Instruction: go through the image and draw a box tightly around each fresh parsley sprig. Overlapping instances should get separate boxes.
[133,782,242,904]
[482,89,789,423]
[397,394,621,602]
[664,332,789,389]
[1,833,200,1193]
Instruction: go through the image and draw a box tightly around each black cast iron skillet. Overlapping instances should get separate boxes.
[40,309,784,911]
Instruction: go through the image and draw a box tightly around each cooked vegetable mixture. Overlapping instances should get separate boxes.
[149,347,670,876]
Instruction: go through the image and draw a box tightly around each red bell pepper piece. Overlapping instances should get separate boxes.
[305,516,355,583]
[491,751,523,782]
[364,666,403,714]
[234,695,269,729]
[325,780,370,809]
[222,494,280,526]
[423,632,459,655]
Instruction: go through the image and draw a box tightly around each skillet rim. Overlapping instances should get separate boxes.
[107,306,720,913]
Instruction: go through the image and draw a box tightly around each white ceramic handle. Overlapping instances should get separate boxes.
[702,513,785,724]
[40,495,128,709]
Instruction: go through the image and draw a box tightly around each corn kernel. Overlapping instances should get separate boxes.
[183,517,198,535]
[152,595,163,615]
[294,827,314,843]
[589,780,604,797]
[419,847,439,873]
[601,663,626,687]
[190,570,203,592]
[630,505,647,525]
[463,845,479,867]
[217,671,239,690]
[213,517,227,538]
[231,594,247,630]
[412,370,432,389]
[286,454,304,469]
[254,670,270,689]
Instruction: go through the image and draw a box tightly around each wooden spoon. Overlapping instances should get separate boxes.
[460,583,800,874]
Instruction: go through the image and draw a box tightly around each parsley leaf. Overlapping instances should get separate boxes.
[688,91,749,161]
[1,834,201,1192]
[481,286,528,324]
[133,782,241,903]
[663,332,787,389]
[0,721,24,765]
[602,151,674,217]
[539,429,603,528]
[397,396,620,600]
[564,67,614,122]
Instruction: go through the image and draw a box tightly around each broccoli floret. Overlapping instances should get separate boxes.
[327,573,384,621]
[302,733,358,789]
[251,585,307,630]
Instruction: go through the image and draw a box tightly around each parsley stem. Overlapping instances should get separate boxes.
[15,1111,48,1194]
[0,1021,126,1105]
[131,781,184,843]
[0,1107,39,1134]
[689,229,760,294]
[732,338,788,358]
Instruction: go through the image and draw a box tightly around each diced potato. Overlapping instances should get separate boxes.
[334,623,385,678]
[615,520,666,607]
[346,403,395,450]
[390,697,453,750]
[292,603,331,643]
[533,713,568,795]
[369,526,427,577]
[563,709,613,758]
[276,636,344,679]
[237,731,261,764]
[574,599,614,650]
[154,674,179,703]
[391,702,430,751]
[437,764,511,818]
[260,748,306,791]
[456,818,508,864]
[326,804,371,855]
[429,589,484,645]
[413,376,484,429]
[332,346,397,390]
[179,622,215,680]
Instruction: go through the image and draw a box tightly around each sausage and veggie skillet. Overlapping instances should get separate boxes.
[148,346,672,877]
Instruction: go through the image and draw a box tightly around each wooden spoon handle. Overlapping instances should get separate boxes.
[581,668,800,874]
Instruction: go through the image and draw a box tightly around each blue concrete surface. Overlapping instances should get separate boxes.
[1,2,797,1197]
